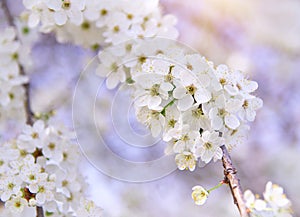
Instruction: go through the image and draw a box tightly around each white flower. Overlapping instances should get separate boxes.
[195,131,223,163]
[263,182,291,209]
[0,175,22,201]
[208,93,243,130]
[60,143,80,168]
[33,179,55,206]
[223,124,250,150]
[244,190,267,211]
[5,195,28,213]
[76,197,103,217]
[215,64,238,95]
[45,0,86,26]
[191,185,209,205]
[19,158,44,184]
[182,105,211,131]
[96,50,125,89]
[162,104,182,141]
[84,0,112,22]
[55,21,105,48]
[239,97,263,122]
[173,71,211,111]
[56,171,82,198]
[136,106,165,137]
[18,120,46,151]
[134,73,173,110]
[42,134,63,163]
[156,14,179,39]
[244,182,293,217]
[175,151,197,171]
[171,125,200,154]
[102,12,131,44]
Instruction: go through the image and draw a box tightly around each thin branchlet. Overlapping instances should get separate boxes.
[221,145,250,217]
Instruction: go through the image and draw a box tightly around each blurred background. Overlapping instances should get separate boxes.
[1,0,300,216]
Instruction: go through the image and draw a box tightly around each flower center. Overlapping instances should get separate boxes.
[113,26,120,33]
[8,183,15,190]
[100,9,108,16]
[48,142,56,150]
[168,119,176,128]
[186,64,193,70]
[127,14,133,20]
[62,0,71,9]
[204,142,212,150]
[31,132,39,139]
[29,174,35,180]
[192,108,204,118]
[63,152,68,160]
[110,62,118,72]
[219,78,226,85]
[150,84,160,96]
[218,108,226,117]
[243,100,249,108]
[39,186,45,193]
[62,180,68,187]
[81,21,90,30]
[186,84,197,95]
[14,201,21,208]
[138,56,147,64]
[164,74,173,82]
[181,134,189,142]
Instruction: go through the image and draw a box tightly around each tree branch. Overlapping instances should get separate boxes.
[36,206,44,217]
[1,0,34,125]
[221,145,249,217]
[1,1,43,217]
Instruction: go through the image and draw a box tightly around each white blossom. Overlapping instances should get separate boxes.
[0,175,22,202]
[136,106,165,137]
[5,195,28,213]
[76,197,103,217]
[244,182,293,217]
[195,131,223,163]
[0,120,101,216]
[175,151,197,171]
[191,186,209,205]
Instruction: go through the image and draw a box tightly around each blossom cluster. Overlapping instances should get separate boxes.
[244,182,293,217]
[22,0,178,48]
[96,39,263,171]
[0,27,32,129]
[0,120,102,217]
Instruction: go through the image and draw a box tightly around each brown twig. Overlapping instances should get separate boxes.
[36,206,44,217]
[221,145,249,217]
[1,0,34,125]
[1,1,43,216]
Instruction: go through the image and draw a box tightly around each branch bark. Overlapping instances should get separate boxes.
[221,145,249,217]
[36,206,44,217]
[1,1,43,217]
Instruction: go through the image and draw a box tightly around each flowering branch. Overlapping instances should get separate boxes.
[1,1,42,216]
[1,0,34,125]
[221,145,249,217]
